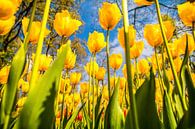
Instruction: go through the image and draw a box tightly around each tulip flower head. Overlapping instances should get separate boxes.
[177,2,195,26]
[0,0,20,20]
[54,10,82,37]
[84,61,99,77]
[109,53,123,70]
[99,2,122,30]
[118,25,136,48]
[95,67,106,81]
[22,17,50,44]
[130,41,144,59]
[0,65,10,84]
[134,0,153,6]
[0,16,15,35]
[87,31,106,54]
[70,72,82,86]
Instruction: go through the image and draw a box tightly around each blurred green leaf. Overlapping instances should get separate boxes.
[135,69,162,129]
[163,91,177,129]
[0,44,26,128]
[104,78,125,129]
[177,66,195,129]
[13,43,71,129]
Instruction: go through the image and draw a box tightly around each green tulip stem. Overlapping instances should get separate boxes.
[92,54,96,129]
[88,57,92,116]
[106,29,111,99]
[29,0,51,89]
[154,0,187,110]
[24,0,38,50]
[122,0,139,129]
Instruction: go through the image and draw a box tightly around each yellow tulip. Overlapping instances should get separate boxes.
[99,2,121,30]
[95,67,106,81]
[22,17,50,44]
[177,33,195,54]
[130,41,144,59]
[134,0,153,6]
[58,41,77,70]
[163,20,175,41]
[119,77,126,90]
[144,21,175,47]
[54,10,82,37]
[57,93,63,104]
[70,72,81,86]
[177,2,195,26]
[87,31,106,54]
[0,16,15,35]
[138,59,150,75]
[0,65,10,84]
[109,53,123,70]
[118,25,136,48]
[0,0,18,20]
[84,61,99,76]
[32,54,52,72]
[168,42,181,59]
[122,64,135,78]
[74,92,81,106]
[80,82,89,95]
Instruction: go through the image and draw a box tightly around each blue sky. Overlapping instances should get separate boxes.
[74,0,185,77]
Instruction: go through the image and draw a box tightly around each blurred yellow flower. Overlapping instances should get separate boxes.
[0,66,10,84]
[144,21,175,47]
[0,16,15,35]
[70,72,81,86]
[134,0,153,6]
[99,2,121,30]
[130,41,144,59]
[118,25,136,48]
[119,77,126,90]
[74,92,81,105]
[109,53,123,70]
[138,59,150,75]
[87,31,106,54]
[177,33,195,54]
[95,67,106,81]
[166,69,174,81]
[80,82,89,95]
[177,2,195,26]
[57,93,63,104]
[84,61,99,76]
[54,10,82,37]
[22,17,50,44]
[168,42,181,59]
[32,54,52,72]
[58,42,77,70]
[151,54,162,72]
[0,0,18,20]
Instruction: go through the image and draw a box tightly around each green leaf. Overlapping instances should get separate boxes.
[135,69,162,129]
[95,108,104,129]
[13,43,71,129]
[0,44,26,127]
[177,66,195,129]
[104,78,125,129]
[64,104,85,129]
[163,91,177,129]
